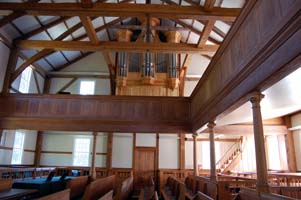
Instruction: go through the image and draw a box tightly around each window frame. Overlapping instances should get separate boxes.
[11,131,25,165]
[19,67,32,93]
[72,137,91,167]
[79,80,95,95]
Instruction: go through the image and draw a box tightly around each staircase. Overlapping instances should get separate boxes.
[216,140,242,173]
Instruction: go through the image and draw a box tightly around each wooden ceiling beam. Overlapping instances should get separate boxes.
[197,20,216,47]
[80,16,99,43]
[170,18,221,45]
[15,40,219,53]
[0,3,240,21]
[204,0,216,12]
[47,73,110,79]
[81,0,93,8]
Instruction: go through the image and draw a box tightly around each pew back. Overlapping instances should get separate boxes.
[115,176,133,200]
[82,175,116,200]
[98,190,114,200]
[66,175,89,199]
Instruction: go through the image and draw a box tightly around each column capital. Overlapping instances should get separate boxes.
[192,133,199,137]
[249,92,265,104]
[207,121,216,129]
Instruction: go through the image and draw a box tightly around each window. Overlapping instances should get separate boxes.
[73,138,91,166]
[79,81,95,95]
[11,131,25,164]
[19,67,32,93]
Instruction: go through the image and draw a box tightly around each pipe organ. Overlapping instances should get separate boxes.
[115,18,182,96]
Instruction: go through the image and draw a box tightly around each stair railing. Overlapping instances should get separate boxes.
[216,141,242,172]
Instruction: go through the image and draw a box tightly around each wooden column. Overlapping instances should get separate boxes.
[192,133,199,176]
[106,132,113,169]
[91,132,97,180]
[43,77,51,94]
[208,122,216,181]
[2,47,19,95]
[249,93,269,193]
[34,131,43,167]
[284,116,297,172]
[179,133,185,170]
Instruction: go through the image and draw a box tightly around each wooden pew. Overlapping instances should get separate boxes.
[185,175,197,199]
[99,190,114,200]
[36,189,70,200]
[82,175,116,200]
[195,176,217,200]
[161,176,185,200]
[270,186,301,199]
[115,175,133,200]
[138,176,155,200]
[260,192,299,200]
[65,176,89,200]
[196,191,214,200]
[238,188,260,200]
[0,179,12,191]
[154,191,159,200]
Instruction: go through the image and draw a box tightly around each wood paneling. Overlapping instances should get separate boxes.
[0,94,190,132]
[190,0,301,131]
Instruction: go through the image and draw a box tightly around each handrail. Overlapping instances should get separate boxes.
[215,141,241,171]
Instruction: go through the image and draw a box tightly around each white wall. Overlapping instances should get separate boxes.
[0,42,10,93]
[159,134,179,169]
[136,133,156,147]
[292,113,301,171]
[112,133,133,168]
[49,77,110,95]
[40,131,110,167]
[0,130,37,165]
[48,52,111,95]
[185,139,235,169]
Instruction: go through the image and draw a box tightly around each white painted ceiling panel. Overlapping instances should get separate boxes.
[104,17,119,23]
[193,20,204,32]
[21,50,39,58]
[92,17,104,29]
[37,16,60,26]
[45,51,68,67]
[72,27,86,38]
[209,31,223,42]
[29,31,51,40]
[1,24,21,40]
[34,59,53,71]
[179,30,189,43]
[215,20,230,34]
[13,16,40,34]
[63,35,73,41]
[222,0,245,8]
[187,32,199,44]
[97,30,109,41]
[47,23,67,39]
[62,51,81,61]
[65,17,81,28]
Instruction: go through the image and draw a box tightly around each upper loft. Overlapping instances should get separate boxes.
[0,0,245,96]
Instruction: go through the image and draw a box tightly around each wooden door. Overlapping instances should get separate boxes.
[134,147,156,190]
